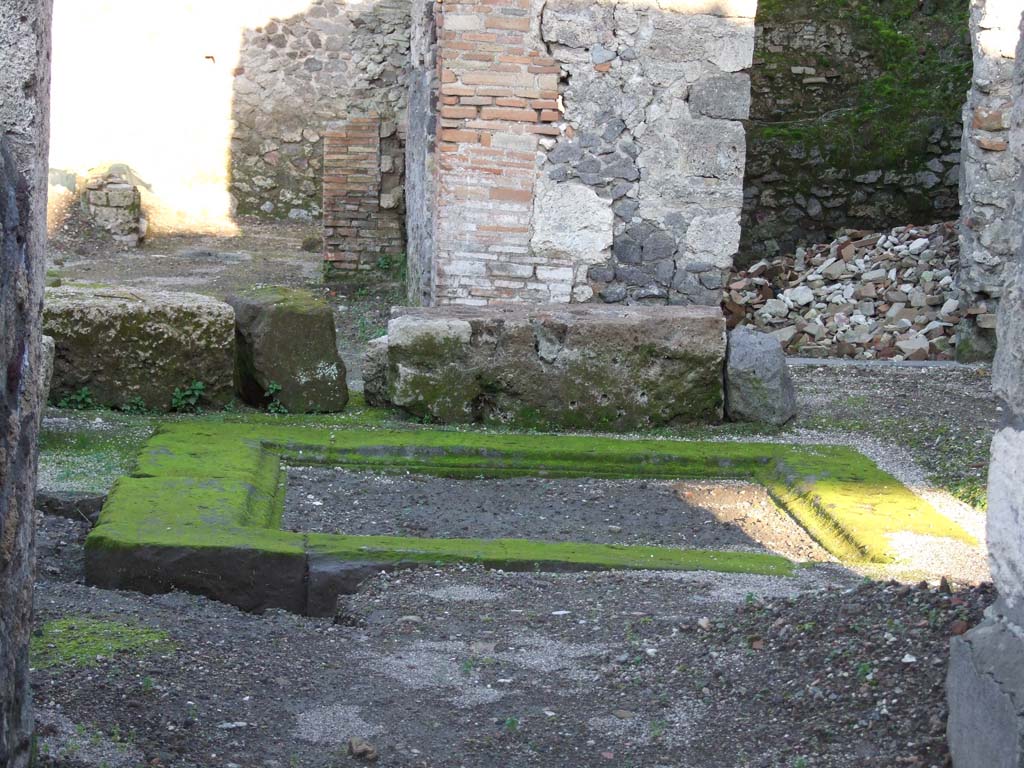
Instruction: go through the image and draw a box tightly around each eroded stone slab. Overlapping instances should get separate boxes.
[43,286,234,411]
[228,287,348,414]
[370,304,726,429]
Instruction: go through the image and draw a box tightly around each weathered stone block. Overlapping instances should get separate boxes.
[43,286,235,411]
[725,327,796,426]
[228,287,347,414]
[377,305,726,429]
[948,614,1024,767]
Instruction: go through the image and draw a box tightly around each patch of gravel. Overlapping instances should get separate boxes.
[295,703,383,744]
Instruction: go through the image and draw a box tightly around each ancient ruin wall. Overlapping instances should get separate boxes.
[232,0,410,220]
[418,0,756,306]
[0,2,51,765]
[742,0,968,264]
[955,0,1024,359]
[947,11,1024,765]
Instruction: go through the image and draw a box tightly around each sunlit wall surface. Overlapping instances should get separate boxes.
[49,0,313,232]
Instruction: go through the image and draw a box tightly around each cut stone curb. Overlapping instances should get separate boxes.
[227,287,348,413]
[83,421,973,616]
[370,304,726,430]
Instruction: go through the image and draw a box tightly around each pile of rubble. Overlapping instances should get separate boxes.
[726,222,994,360]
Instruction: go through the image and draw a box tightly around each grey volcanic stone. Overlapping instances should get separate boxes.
[228,287,347,413]
[362,335,389,408]
[725,327,796,425]
[43,286,235,411]
[0,1,51,764]
[376,304,726,430]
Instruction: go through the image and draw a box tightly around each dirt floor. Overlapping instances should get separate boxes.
[32,512,990,768]
[284,471,830,562]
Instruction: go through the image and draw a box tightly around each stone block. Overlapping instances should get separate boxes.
[43,286,235,411]
[725,327,797,426]
[377,304,726,429]
[948,615,1024,767]
[228,287,348,413]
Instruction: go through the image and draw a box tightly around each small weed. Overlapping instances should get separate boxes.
[118,396,148,415]
[170,381,205,413]
[265,382,288,414]
[58,387,95,410]
[504,716,519,733]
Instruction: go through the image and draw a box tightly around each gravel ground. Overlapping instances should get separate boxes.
[284,471,830,562]
[32,514,990,768]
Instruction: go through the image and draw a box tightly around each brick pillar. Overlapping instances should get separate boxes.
[323,115,404,276]
[431,0,563,305]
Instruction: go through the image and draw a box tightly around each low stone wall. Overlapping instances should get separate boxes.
[365,305,727,429]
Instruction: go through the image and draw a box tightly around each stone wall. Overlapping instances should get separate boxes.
[955,0,1024,361]
[322,116,405,273]
[411,0,756,306]
[0,1,51,765]
[947,11,1024,764]
[742,0,969,264]
[231,0,411,220]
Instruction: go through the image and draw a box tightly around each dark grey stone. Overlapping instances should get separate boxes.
[725,327,797,426]
[548,165,570,182]
[588,265,616,283]
[602,155,639,181]
[613,199,639,220]
[548,141,583,164]
[602,117,626,142]
[699,269,724,290]
[613,236,642,265]
[643,231,676,262]
[599,283,627,302]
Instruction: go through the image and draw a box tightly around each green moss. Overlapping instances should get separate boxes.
[31,617,174,669]
[307,534,794,576]
[236,285,329,313]
[86,422,974,582]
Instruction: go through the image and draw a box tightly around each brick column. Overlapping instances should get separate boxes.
[323,115,404,275]
[432,0,563,304]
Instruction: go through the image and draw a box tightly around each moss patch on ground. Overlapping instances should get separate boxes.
[31,617,174,669]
